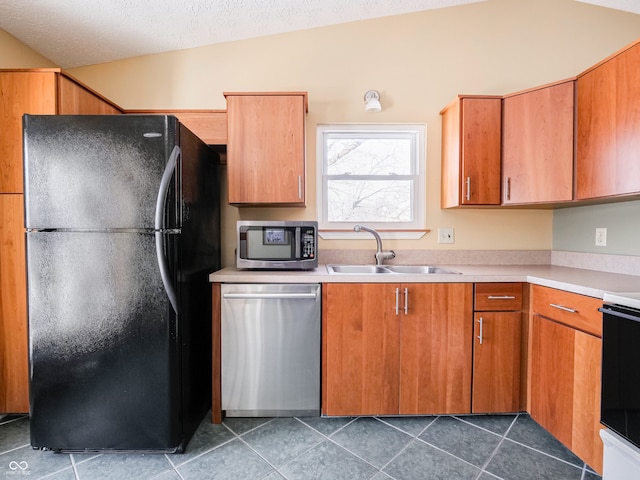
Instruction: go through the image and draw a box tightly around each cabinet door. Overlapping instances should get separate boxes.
[226,93,306,206]
[323,283,400,416]
[502,81,574,204]
[399,283,473,414]
[0,72,57,193]
[441,96,502,207]
[530,314,603,473]
[576,42,640,199]
[530,315,575,448]
[0,194,29,412]
[472,312,522,413]
[57,75,122,114]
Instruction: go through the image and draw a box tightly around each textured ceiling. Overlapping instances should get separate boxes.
[0,0,637,69]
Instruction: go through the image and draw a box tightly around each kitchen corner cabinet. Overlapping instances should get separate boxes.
[472,283,523,413]
[126,109,228,147]
[0,69,121,413]
[576,40,640,200]
[440,96,502,207]
[502,80,574,205]
[529,285,604,474]
[323,283,473,416]
[224,92,307,206]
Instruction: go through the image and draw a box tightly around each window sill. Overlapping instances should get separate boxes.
[319,230,429,240]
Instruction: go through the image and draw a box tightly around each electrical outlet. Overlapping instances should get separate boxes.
[438,227,455,244]
[595,227,607,247]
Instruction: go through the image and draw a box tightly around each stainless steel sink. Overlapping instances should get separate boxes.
[385,265,460,274]
[326,264,460,275]
[327,265,392,274]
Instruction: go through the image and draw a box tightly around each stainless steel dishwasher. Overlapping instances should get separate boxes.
[221,283,321,417]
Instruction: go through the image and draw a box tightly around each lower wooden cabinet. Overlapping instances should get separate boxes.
[529,285,604,474]
[322,282,473,416]
[472,283,524,413]
[0,194,29,413]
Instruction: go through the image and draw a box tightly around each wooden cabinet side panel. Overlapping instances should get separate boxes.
[460,98,502,205]
[0,72,57,193]
[226,95,305,205]
[400,283,473,414]
[572,331,603,474]
[530,315,574,448]
[211,283,222,424]
[324,283,400,416]
[440,99,462,208]
[57,75,122,114]
[0,194,29,412]
[472,311,522,413]
[502,81,574,204]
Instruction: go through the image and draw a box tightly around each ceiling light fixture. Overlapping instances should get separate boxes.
[364,90,382,112]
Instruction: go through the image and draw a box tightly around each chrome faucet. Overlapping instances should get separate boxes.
[354,224,396,265]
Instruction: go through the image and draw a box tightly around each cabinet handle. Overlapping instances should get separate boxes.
[298,175,302,199]
[404,287,409,315]
[487,295,516,300]
[550,303,577,313]
[477,317,483,345]
[505,177,511,201]
[395,288,400,316]
[465,176,471,201]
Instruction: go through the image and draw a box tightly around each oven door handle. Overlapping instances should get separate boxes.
[599,305,640,323]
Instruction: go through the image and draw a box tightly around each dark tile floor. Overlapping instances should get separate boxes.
[0,412,601,479]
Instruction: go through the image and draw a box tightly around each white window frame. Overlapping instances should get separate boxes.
[316,123,426,240]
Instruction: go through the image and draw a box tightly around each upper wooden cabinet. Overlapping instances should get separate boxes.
[576,40,640,200]
[440,96,502,207]
[126,109,228,146]
[0,69,122,194]
[502,80,575,205]
[224,92,307,206]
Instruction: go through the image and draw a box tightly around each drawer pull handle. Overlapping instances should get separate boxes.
[550,303,577,313]
[487,295,516,300]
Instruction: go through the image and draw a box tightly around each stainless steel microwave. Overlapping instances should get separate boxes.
[236,221,318,270]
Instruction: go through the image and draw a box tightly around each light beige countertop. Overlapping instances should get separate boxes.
[209,264,640,300]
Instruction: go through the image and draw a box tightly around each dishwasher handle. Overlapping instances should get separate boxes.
[223,292,318,300]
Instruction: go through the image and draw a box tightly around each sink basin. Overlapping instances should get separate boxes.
[327,264,460,275]
[385,265,460,274]
[327,265,391,274]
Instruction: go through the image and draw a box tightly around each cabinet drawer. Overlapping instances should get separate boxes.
[531,285,602,337]
[475,283,523,311]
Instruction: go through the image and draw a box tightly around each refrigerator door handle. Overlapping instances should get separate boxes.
[155,146,180,231]
[155,146,180,314]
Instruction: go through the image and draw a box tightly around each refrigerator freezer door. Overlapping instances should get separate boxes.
[27,231,181,452]
[23,115,178,231]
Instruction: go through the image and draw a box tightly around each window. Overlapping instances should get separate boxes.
[317,124,426,239]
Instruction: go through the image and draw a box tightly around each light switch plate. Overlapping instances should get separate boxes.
[438,227,455,244]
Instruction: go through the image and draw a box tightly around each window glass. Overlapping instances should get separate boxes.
[317,124,426,237]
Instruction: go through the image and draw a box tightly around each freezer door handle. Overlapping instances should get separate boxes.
[155,146,180,314]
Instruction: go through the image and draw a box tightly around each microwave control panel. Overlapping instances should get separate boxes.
[300,228,316,259]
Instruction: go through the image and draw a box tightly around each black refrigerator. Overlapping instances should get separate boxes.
[23,114,220,453]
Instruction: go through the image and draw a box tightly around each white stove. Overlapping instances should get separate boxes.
[600,292,640,480]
